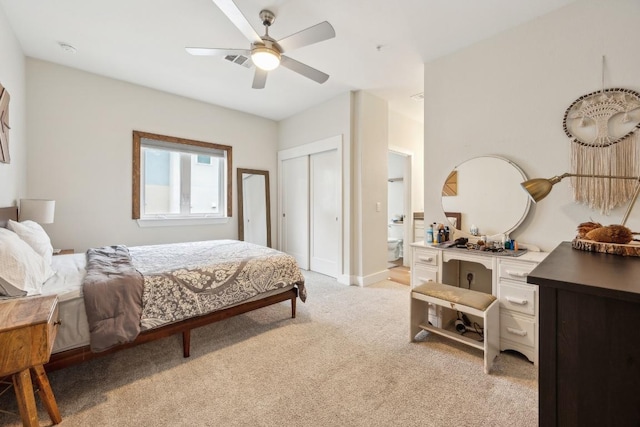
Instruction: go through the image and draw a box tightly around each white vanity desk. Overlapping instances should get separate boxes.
[410,240,548,365]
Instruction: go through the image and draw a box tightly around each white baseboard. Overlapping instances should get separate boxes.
[355,270,390,287]
[337,274,354,285]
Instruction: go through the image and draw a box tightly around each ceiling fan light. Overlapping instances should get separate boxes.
[251,46,281,71]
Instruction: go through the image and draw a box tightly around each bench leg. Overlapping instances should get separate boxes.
[409,295,427,342]
[483,302,500,374]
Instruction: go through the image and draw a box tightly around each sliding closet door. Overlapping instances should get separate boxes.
[281,156,309,269]
[310,149,339,277]
[279,135,343,279]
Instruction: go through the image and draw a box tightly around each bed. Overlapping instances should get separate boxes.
[0,206,305,372]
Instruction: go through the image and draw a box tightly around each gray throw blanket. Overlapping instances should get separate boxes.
[83,245,144,352]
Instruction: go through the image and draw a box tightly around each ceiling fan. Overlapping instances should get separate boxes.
[186,0,335,89]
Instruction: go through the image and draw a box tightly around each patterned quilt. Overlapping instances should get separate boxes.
[128,240,306,330]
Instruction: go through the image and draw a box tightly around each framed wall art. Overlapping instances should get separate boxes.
[0,82,10,164]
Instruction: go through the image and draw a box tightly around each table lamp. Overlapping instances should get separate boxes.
[19,199,56,224]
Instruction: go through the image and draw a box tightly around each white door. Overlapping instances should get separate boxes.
[281,156,309,269]
[310,149,339,277]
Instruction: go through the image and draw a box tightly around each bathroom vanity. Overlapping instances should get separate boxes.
[410,241,548,364]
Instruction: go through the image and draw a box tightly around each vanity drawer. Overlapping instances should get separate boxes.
[413,248,438,266]
[498,260,536,283]
[412,265,438,286]
[498,281,536,316]
[500,313,535,348]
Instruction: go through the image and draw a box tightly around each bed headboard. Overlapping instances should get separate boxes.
[0,206,18,228]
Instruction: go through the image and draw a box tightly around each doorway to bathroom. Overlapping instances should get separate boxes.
[387,148,412,283]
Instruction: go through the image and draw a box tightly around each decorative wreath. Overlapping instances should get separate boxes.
[563,88,640,214]
[563,88,640,147]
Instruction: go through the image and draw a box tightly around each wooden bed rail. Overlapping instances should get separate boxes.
[46,287,298,372]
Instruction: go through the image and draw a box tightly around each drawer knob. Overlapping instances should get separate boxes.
[507,327,527,337]
[419,278,434,283]
[54,320,62,326]
[506,296,528,305]
[506,270,527,278]
[419,256,433,262]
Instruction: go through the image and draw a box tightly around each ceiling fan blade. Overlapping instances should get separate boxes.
[280,56,329,84]
[211,0,262,44]
[277,21,335,52]
[252,68,267,89]
[186,47,250,57]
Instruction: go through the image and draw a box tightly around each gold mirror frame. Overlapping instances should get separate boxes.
[237,168,271,247]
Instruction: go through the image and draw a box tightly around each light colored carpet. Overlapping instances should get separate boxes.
[0,271,537,426]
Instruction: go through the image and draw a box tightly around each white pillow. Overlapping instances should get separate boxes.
[0,227,55,297]
[7,219,54,265]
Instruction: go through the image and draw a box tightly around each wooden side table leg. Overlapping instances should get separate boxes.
[12,370,38,427]
[31,365,61,424]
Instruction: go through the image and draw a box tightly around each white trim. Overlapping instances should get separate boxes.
[137,217,229,227]
[388,146,414,268]
[278,136,341,161]
[356,269,391,287]
[337,274,355,285]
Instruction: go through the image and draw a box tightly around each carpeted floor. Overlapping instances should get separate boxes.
[0,271,537,426]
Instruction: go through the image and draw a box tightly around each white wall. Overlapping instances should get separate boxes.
[0,7,26,206]
[389,110,424,214]
[278,92,353,281]
[423,0,640,252]
[353,91,389,283]
[279,91,422,283]
[27,59,278,252]
[278,92,352,151]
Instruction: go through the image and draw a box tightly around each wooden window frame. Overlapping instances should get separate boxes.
[132,130,233,220]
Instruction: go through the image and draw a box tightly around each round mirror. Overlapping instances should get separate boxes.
[441,156,531,237]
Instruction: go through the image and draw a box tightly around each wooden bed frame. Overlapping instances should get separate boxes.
[0,206,299,372]
[46,287,297,372]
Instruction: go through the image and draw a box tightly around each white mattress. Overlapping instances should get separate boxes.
[42,253,90,353]
[43,253,86,301]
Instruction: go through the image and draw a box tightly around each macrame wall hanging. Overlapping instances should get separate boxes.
[563,58,640,215]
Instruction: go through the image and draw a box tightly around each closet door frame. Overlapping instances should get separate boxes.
[278,135,344,280]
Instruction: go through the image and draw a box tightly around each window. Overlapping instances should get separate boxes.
[132,131,232,221]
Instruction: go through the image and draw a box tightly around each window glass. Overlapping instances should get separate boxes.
[132,131,232,220]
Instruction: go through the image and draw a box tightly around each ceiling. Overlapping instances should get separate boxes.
[0,0,576,122]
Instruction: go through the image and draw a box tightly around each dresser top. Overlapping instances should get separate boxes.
[411,240,548,263]
[0,295,58,333]
[528,241,640,302]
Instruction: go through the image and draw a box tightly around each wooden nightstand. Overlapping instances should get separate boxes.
[53,249,74,256]
[0,295,62,426]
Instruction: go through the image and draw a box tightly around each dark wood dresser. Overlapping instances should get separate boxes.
[528,242,640,426]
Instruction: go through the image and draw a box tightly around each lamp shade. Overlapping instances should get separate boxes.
[19,199,55,224]
[520,174,567,203]
[520,178,554,203]
[251,46,281,71]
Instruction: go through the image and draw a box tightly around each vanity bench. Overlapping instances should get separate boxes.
[410,281,499,373]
